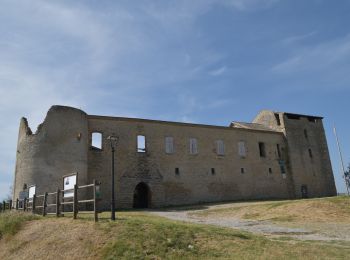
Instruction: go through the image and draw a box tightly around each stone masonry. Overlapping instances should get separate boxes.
[12,106,337,210]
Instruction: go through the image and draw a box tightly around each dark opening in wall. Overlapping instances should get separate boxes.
[304,129,308,139]
[91,132,102,150]
[308,148,313,158]
[175,168,180,175]
[137,135,146,153]
[211,168,216,175]
[307,117,318,123]
[259,142,266,157]
[269,168,272,174]
[280,164,286,174]
[274,113,281,125]
[240,168,245,174]
[276,144,281,158]
[286,114,300,120]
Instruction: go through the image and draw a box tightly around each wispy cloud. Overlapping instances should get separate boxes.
[209,66,227,76]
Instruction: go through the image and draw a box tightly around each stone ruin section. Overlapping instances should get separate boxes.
[12,106,337,210]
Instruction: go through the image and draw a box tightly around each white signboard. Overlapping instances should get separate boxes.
[28,186,36,199]
[63,174,76,198]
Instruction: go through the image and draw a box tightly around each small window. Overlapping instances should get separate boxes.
[308,148,313,158]
[91,132,102,150]
[216,140,225,156]
[165,137,174,154]
[211,168,216,175]
[238,141,246,157]
[304,129,308,139]
[175,168,180,175]
[259,142,266,157]
[274,113,281,125]
[189,138,198,155]
[280,164,286,174]
[28,185,36,199]
[307,117,318,123]
[137,135,146,153]
[268,168,272,174]
[240,168,245,174]
[276,144,281,158]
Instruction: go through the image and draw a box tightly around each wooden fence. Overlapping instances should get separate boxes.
[1,180,99,222]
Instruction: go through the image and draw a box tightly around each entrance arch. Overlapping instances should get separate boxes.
[133,182,151,208]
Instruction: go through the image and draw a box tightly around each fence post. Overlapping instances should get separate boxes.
[16,199,19,210]
[24,198,27,211]
[9,200,12,210]
[43,192,48,216]
[2,201,4,212]
[93,179,98,222]
[73,184,78,219]
[56,189,60,217]
[32,195,36,214]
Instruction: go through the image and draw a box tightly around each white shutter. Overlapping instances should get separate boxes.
[216,140,225,155]
[238,141,246,157]
[190,138,198,154]
[165,137,174,154]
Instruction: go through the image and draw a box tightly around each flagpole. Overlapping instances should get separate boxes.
[333,125,350,195]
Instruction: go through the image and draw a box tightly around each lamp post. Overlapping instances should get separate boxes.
[107,135,119,220]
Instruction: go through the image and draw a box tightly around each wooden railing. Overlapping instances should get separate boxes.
[1,180,99,222]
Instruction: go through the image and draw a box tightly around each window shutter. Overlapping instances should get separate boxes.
[165,137,174,154]
[216,140,225,155]
[190,138,198,154]
[238,141,246,157]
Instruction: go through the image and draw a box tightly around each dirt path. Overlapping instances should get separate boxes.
[150,202,349,241]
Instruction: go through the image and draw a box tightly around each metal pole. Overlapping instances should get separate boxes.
[333,125,350,195]
[111,146,116,220]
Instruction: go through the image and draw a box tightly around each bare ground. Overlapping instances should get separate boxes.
[150,198,350,242]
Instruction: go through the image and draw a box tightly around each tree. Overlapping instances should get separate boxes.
[345,164,350,191]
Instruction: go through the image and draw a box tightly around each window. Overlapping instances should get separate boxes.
[274,113,281,125]
[268,168,273,174]
[165,137,174,154]
[240,168,245,174]
[211,168,216,175]
[304,129,308,139]
[216,140,225,156]
[137,135,146,153]
[238,141,246,157]
[91,132,102,150]
[175,168,180,175]
[308,148,313,158]
[276,144,281,158]
[307,117,318,123]
[280,163,286,174]
[189,138,198,154]
[28,185,36,199]
[63,174,77,198]
[259,142,266,157]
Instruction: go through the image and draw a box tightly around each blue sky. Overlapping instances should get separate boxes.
[1,0,350,200]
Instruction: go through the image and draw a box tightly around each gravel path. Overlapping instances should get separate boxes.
[149,204,347,241]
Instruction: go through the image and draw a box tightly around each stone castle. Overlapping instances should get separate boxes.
[13,105,337,209]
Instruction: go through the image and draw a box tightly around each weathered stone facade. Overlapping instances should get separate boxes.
[13,105,337,209]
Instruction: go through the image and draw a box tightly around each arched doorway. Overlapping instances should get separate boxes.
[133,182,150,208]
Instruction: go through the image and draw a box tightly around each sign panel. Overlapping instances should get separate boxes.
[63,174,76,198]
[28,186,36,199]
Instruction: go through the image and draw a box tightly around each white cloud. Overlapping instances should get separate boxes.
[209,66,227,76]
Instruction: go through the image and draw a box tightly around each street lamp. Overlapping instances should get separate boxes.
[107,135,119,220]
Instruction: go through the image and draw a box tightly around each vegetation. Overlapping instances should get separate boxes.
[0,211,39,239]
[0,198,350,259]
[191,196,350,223]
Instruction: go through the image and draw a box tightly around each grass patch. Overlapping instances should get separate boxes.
[0,211,39,239]
[98,212,350,259]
